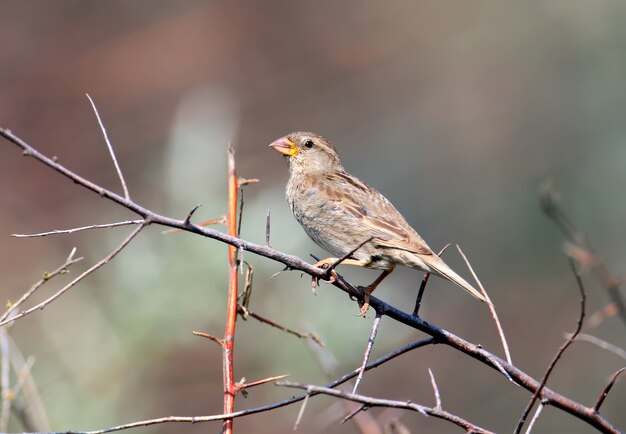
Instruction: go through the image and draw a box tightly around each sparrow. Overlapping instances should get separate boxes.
[270,131,486,315]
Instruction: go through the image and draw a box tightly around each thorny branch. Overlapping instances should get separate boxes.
[0,127,623,433]
[514,257,586,434]
[277,381,495,434]
[540,180,626,325]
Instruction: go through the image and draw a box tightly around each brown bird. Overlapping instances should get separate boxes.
[270,131,486,315]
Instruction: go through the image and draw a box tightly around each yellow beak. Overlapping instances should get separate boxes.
[269,136,300,157]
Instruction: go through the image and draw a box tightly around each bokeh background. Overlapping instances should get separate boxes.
[1,2,626,433]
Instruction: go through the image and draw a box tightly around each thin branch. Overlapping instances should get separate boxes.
[457,244,512,365]
[524,402,545,434]
[86,94,130,200]
[327,237,374,274]
[1,247,83,323]
[278,382,494,434]
[568,333,626,361]
[237,306,323,346]
[353,311,382,394]
[540,180,626,324]
[428,368,442,410]
[11,220,143,238]
[593,367,626,412]
[339,404,367,426]
[265,208,271,246]
[413,244,450,316]
[237,374,290,391]
[293,389,310,430]
[0,327,10,432]
[514,257,586,434]
[0,224,146,327]
[192,331,224,347]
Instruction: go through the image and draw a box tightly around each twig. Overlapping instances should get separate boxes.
[593,367,626,412]
[540,180,626,325]
[278,382,494,434]
[0,327,10,432]
[327,237,374,274]
[0,224,145,327]
[237,307,323,346]
[237,374,290,392]
[86,94,129,200]
[428,368,442,410]
[293,388,310,430]
[1,247,83,323]
[514,257,586,434]
[568,333,626,361]
[192,331,224,347]
[353,311,382,394]
[339,404,367,426]
[457,244,511,365]
[9,337,49,431]
[413,244,450,316]
[265,208,271,246]
[11,220,144,238]
[524,402,545,434]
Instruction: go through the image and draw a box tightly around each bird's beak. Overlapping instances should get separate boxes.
[269,136,300,157]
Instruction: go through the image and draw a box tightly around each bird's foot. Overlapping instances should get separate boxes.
[355,286,371,317]
[311,259,339,293]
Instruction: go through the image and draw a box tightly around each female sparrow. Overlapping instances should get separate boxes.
[270,131,486,315]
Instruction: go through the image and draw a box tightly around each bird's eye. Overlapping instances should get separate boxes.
[304,140,314,149]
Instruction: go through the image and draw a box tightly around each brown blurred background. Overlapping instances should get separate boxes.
[1,2,626,433]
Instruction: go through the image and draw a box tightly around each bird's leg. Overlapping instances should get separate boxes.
[357,268,393,316]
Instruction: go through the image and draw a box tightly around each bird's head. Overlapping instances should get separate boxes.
[269,131,342,175]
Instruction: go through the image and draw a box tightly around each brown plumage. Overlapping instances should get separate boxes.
[270,131,486,315]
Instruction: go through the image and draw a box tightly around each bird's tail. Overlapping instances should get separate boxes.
[420,254,488,303]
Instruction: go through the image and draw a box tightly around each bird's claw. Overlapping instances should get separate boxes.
[310,269,338,293]
[355,285,371,317]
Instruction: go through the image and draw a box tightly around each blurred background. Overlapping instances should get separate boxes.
[1,2,626,433]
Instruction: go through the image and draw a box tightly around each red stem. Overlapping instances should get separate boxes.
[222,144,239,434]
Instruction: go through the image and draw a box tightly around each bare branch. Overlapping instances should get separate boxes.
[353,311,382,394]
[339,404,367,426]
[0,224,146,327]
[428,368,442,410]
[192,331,224,347]
[86,94,130,200]
[593,367,626,412]
[237,306,323,346]
[294,390,310,430]
[457,244,512,365]
[1,247,83,323]
[278,381,495,434]
[265,208,271,246]
[568,333,626,361]
[11,220,143,238]
[515,257,586,434]
[413,243,450,316]
[524,402,545,434]
[540,180,626,324]
[0,328,10,432]
[328,237,374,274]
[237,374,290,392]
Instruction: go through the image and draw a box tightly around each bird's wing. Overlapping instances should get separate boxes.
[326,172,433,256]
